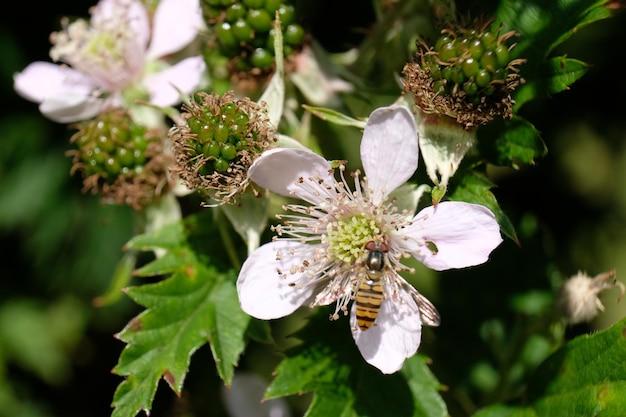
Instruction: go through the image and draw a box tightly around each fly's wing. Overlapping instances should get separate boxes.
[393,273,441,327]
[412,291,441,327]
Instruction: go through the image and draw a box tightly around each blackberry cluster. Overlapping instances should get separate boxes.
[170,91,276,204]
[202,0,305,73]
[403,21,525,129]
[68,110,170,210]
[425,28,513,100]
[186,102,257,175]
[74,118,151,180]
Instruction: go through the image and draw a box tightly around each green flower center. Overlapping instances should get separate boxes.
[326,215,381,264]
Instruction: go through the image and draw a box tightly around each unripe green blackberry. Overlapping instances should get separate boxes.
[170,91,276,205]
[403,19,526,129]
[201,0,306,80]
[67,109,172,210]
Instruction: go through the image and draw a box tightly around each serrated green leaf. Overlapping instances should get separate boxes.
[448,170,519,244]
[402,356,448,417]
[473,404,536,417]
[514,57,590,109]
[133,251,184,277]
[246,319,275,344]
[207,279,250,384]
[265,311,447,417]
[496,0,612,60]
[112,212,250,417]
[113,264,220,393]
[124,221,186,252]
[478,116,546,168]
[496,0,613,108]
[473,317,626,417]
[92,250,138,307]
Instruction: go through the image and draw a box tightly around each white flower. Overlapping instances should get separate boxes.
[236,105,503,373]
[13,0,205,123]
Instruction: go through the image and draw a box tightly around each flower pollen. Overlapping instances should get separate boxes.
[269,164,414,320]
[326,215,381,264]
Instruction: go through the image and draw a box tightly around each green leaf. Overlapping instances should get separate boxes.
[514,57,590,109]
[111,213,250,417]
[473,316,626,417]
[258,13,285,128]
[477,116,546,169]
[496,0,612,60]
[302,105,367,128]
[92,250,138,307]
[245,319,275,345]
[207,279,250,384]
[124,221,186,252]
[448,170,519,244]
[265,311,447,417]
[495,0,613,108]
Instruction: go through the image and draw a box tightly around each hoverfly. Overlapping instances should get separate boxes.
[354,241,441,331]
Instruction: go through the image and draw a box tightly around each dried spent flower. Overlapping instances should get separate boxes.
[169,91,276,205]
[403,18,525,130]
[67,109,173,210]
[557,270,625,324]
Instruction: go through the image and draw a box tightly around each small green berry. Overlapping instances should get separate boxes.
[250,47,274,70]
[247,9,273,32]
[284,24,305,46]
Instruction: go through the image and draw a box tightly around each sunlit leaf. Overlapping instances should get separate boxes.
[496,0,612,60]
[92,250,138,307]
[477,116,546,169]
[448,170,519,244]
[495,0,613,108]
[111,213,250,417]
[302,105,367,128]
[473,316,626,417]
[514,57,590,109]
[265,311,447,417]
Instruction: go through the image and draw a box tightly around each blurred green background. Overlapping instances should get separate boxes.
[1,1,625,416]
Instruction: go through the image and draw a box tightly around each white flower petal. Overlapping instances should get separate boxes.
[399,201,503,271]
[237,240,315,320]
[248,148,334,205]
[361,105,419,204]
[147,0,203,59]
[40,92,106,123]
[143,56,206,106]
[13,62,95,104]
[351,287,422,374]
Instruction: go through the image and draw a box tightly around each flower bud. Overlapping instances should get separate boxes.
[67,109,173,210]
[557,270,625,324]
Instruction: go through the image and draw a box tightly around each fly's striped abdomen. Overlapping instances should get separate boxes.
[355,278,384,330]
[355,241,389,331]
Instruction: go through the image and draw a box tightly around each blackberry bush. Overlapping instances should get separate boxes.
[170,91,276,205]
[67,110,172,210]
[202,0,306,78]
[403,20,525,129]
